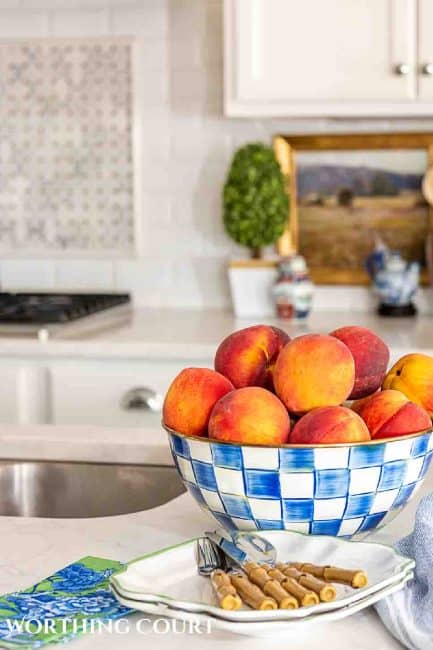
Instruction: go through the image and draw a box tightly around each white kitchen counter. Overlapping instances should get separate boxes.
[0,308,431,360]
[0,423,171,464]
[2,473,427,650]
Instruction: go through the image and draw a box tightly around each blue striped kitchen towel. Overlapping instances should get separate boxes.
[375,493,433,650]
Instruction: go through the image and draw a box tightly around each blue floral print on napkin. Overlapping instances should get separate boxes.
[0,556,133,648]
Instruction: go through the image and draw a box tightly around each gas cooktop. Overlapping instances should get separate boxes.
[0,292,130,324]
[0,292,131,339]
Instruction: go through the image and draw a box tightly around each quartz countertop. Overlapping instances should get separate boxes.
[0,423,171,464]
[2,475,427,649]
[0,308,431,360]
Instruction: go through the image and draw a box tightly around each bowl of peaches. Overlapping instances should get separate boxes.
[163,325,433,538]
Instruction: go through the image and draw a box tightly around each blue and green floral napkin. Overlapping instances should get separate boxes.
[0,556,134,648]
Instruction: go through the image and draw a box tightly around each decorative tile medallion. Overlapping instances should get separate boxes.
[0,37,134,251]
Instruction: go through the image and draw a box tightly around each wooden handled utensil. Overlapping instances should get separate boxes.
[230,573,277,610]
[210,569,242,610]
[287,562,368,588]
[244,562,298,609]
[279,566,336,602]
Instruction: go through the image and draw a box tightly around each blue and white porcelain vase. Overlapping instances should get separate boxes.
[366,239,419,316]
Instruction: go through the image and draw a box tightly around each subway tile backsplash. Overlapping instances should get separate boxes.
[1,260,55,289]
[0,0,432,313]
[55,260,115,289]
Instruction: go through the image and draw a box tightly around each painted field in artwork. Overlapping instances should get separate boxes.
[298,193,429,270]
[297,161,429,271]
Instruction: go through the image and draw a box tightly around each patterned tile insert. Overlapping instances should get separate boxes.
[0,37,134,251]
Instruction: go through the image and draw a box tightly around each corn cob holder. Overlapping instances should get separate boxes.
[210,569,242,610]
[288,562,368,588]
[230,572,277,610]
[276,564,337,602]
[244,562,298,609]
[209,556,367,611]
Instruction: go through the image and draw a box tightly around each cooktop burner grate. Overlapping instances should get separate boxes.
[0,293,130,324]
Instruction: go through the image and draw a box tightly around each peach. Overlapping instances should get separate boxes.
[355,389,431,440]
[351,391,379,414]
[330,326,390,399]
[273,334,355,415]
[214,325,290,390]
[383,353,433,417]
[208,387,290,445]
[290,406,370,444]
[163,368,234,437]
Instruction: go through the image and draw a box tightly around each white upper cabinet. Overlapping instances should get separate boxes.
[418,0,433,101]
[224,0,433,116]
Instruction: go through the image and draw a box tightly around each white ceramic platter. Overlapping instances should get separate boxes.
[110,530,414,624]
[111,571,413,637]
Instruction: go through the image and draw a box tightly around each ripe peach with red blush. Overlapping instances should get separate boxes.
[273,334,355,415]
[330,326,390,399]
[208,387,290,445]
[290,406,370,445]
[214,325,290,389]
[163,368,234,437]
[354,389,431,440]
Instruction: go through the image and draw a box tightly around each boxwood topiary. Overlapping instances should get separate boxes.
[223,142,289,258]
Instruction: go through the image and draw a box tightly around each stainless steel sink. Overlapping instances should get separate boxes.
[0,461,186,518]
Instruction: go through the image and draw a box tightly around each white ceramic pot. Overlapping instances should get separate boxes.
[228,262,277,318]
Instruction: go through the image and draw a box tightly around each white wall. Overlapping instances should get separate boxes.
[0,0,433,311]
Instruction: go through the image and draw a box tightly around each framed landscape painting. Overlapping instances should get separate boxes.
[274,133,433,284]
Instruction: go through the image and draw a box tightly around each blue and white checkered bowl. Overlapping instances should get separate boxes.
[165,425,433,538]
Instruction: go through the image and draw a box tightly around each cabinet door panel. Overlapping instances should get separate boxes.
[50,359,212,428]
[417,0,433,100]
[0,365,21,423]
[229,0,416,106]
[0,363,46,424]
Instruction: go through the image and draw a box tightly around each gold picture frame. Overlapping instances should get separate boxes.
[274,133,433,285]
